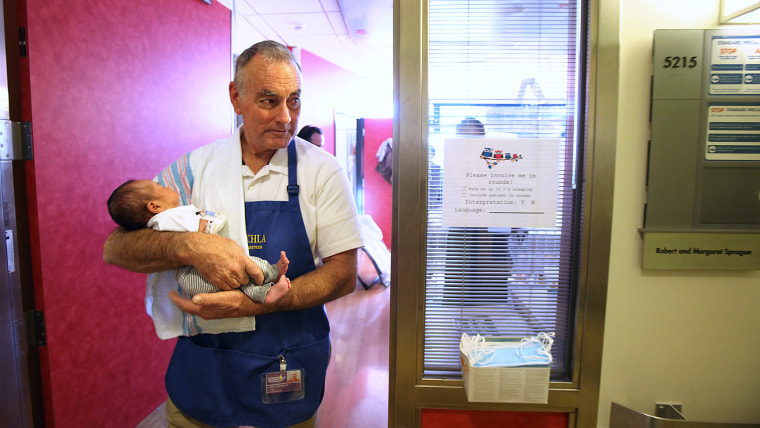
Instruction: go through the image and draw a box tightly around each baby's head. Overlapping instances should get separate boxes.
[107,179,180,230]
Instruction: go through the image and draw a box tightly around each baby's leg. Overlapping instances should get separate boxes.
[251,251,289,284]
[239,282,270,303]
[263,276,291,304]
[173,266,221,295]
[239,275,291,304]
[174,265,286,304]
[241,251,291,304]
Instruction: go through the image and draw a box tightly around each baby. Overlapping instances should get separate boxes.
[107,179,290,304]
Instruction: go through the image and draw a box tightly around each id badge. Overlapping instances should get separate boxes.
[261,355,305,404]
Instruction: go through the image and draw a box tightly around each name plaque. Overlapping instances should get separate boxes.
[641,231,760,270]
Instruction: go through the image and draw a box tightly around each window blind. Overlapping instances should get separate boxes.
[424,0,581,378]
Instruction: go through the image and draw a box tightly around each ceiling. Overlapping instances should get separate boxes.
[216,0,393,79]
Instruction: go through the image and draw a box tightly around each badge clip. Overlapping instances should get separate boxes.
[261,354,305,403]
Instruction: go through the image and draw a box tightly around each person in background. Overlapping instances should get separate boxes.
[297,125,323,147]
[103,40,363,428]
[456,117,485,136]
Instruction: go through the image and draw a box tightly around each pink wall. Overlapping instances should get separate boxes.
[300,48,361,155]
[363,118,393,248]
[298,51,394,247]
[23,1,232,426]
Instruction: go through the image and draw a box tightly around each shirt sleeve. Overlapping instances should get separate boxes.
[314,163,364,259]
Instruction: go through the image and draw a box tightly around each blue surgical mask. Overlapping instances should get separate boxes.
[460,332,555,367]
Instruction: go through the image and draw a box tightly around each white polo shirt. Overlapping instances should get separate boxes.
[241,137,363,267]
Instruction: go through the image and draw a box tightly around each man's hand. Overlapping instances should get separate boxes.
[104,227,264,290]
[168,290,263,319]
[183,233,264,290]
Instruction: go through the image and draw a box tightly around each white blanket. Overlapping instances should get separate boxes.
[146,129,258,339]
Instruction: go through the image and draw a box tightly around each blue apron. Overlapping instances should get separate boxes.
[165,141,330,428]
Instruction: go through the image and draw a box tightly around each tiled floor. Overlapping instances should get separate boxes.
[136,281,391,428]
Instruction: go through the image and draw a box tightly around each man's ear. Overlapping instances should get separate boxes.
[229,81,241,115]
[147,201,162,214]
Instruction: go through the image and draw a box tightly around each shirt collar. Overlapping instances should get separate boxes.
[268,144,289,175]
[241,143,290,178]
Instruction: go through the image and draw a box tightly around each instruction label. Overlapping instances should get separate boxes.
[705,103,760,161]
[709,35,760,95]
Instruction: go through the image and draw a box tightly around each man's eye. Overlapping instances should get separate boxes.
[288,98,301,108]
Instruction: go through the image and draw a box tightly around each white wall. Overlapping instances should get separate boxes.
[597,1,760,426]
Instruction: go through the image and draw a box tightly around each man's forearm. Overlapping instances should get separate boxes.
[261,249,358,314]
[104,227,260,291]
[103,227,190,273]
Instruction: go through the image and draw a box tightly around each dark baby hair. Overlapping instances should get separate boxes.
[107,180,155,231]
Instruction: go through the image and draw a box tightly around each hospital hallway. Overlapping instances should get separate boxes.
[317,281,391,428]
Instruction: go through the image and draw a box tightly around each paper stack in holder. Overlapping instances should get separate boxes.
[459,332,554,403]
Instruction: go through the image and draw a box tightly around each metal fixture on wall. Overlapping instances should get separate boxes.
[610,402,760,427]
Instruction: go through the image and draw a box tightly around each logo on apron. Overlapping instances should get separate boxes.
[248,233,267,250]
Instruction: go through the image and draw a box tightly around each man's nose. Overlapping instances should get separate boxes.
[274,102,291,124]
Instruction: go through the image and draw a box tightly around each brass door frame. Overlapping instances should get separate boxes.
[389,0,620,426]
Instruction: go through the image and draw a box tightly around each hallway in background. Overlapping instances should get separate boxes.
[318,281,390,428]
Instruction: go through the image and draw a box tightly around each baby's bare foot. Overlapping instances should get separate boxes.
[264,276,291,304]
[276,251,289,278]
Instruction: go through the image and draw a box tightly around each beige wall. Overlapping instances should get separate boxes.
[597,1,760,426]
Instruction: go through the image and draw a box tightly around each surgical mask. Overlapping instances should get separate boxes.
[460,332,555,367]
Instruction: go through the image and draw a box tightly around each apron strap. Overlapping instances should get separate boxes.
[287,140,299,205]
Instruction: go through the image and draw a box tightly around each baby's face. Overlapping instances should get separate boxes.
[143,180,181,210]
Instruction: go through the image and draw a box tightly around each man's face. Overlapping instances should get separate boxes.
[310,133,323,147]
[230,56,302,153]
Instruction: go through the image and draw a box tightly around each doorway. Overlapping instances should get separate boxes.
[227,2,395,426]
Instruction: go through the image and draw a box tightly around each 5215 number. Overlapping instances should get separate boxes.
[663,56,698,69]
